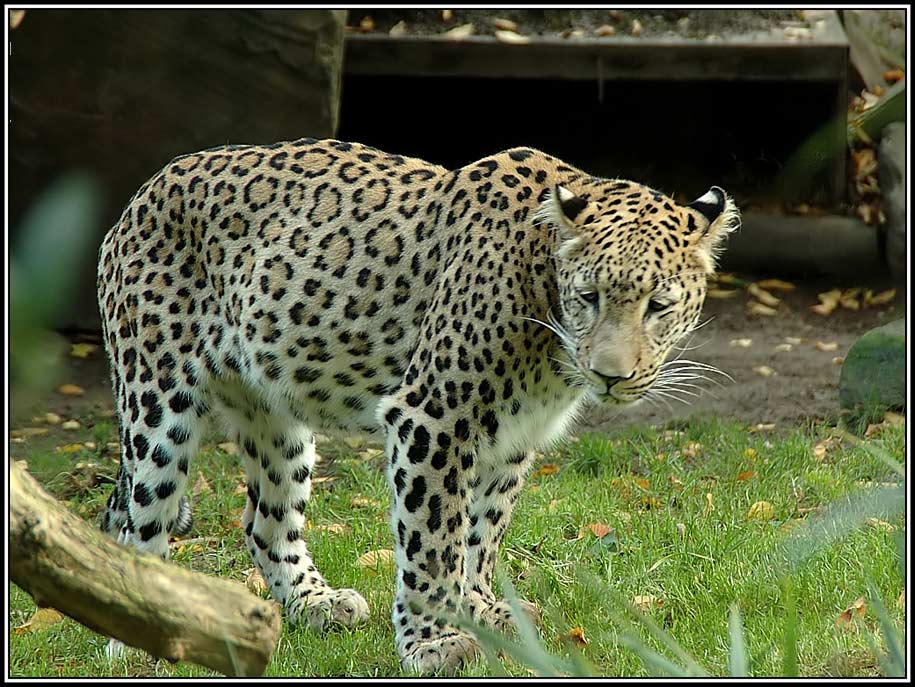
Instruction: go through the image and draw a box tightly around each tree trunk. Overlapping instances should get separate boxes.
[9,461,282,677]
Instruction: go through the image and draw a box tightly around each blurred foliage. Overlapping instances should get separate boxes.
[10,173,104,391]
[847,80,906,147]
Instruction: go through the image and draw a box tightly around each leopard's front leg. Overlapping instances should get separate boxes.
[465,452,542,635]
[380,398,481,675]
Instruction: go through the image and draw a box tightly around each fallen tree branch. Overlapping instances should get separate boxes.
[10,461,281,676]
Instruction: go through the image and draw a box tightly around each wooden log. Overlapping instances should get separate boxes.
[9,461,282,677]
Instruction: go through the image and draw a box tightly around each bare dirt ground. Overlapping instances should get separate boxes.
[9,273,905,463]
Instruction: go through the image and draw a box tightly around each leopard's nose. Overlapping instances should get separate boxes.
[590,369,634,389]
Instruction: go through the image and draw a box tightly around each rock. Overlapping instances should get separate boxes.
[879,123,906,283]
[839,318,905,410]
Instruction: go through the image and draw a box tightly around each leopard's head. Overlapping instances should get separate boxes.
[535,179,740,405]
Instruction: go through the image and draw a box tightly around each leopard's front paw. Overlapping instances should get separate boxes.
[291,588,370,631]
[400,632,480,675]
[469,594,542,634]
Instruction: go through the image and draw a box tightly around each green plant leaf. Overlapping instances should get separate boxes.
[727,604,748,677]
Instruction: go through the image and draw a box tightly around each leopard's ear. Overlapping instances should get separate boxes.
[687,186,740,273]
[534,185,589,257]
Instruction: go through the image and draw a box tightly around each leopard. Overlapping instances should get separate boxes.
[96,136,739,674]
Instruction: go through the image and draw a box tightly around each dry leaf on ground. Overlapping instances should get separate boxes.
[708,288,741,299]
[682,441,703,458]
[217,441,239,455]
[11,427,50,439]
[495,30,530,44]
[756,278,796,292]
[632,595,663,612]
[532,464,560,478]
[350,496,381,508]
[748,283,781,308]
[70,343,98,359]
[748,302,778,317]
[493,17,517,31]
[389,20,407,36]
[730,338,753,348]
[578,522,613,540]
[864,288,896,307]
[736,470,756,482]
[865,518,894,532]
[836,597,866,630]
[815,341,838,352]
[594,24,616,36]
[702,492,715,516]
[563,626,588,647]
[14,608,65,635]
[753,366,776,378]
[747,500,775,521]
[307,522,352,535]
[57,384,85,396]
[61,420,81,431]
[357,549,395,569]
[444,23,474,39]
[193,473,211,497]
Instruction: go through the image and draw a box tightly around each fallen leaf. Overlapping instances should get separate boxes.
[736,470,756,482]
[745,448,758,460]
[632,595,663,612]
[307,522,352,535]
[753,366,776,378]
[61,420,81,431]
[865,517,894,532]
[774,343,793,352]
[359,447,383,461]
[682,441,703,458]
[10,427,50,439]
[56,443,86,454]
[634,477,650,491]
[883,69,905,83]
[343,436,366,450]
[357,549,395,569]
[702,492,715,516]
[495,29,530,44]
[749,423,776,433]
[676,522,686,537]
[441,9,453,22]
[14,608,65,634]
[815,341,838,352]
[594,24,616,36]
[747,302,778,317]
[897,589,905,609]
[579,523,612,539]
[233,482,247,495]
[730,338,753,348]
[836,596,866,630]
[444,22,475,39]
[708,288,741,299]
[70,343,98,359]
[358,16,375,32]
[640,496,663,510]
[533,464,560,478]
[57,384,85,396]
[564,626,588,647]
[193,473,211,497]
[492,17,517,31]
[784,337,803,346]
[245,569,269,597]
[747,500,775,521]
[350,496,381,508]
[630,18,643,36]
[388,20,407,36]
[865,288,896,306]
[44,412,62,425]
[756,278,796,292]
[832,356,845,365]
[217,441,239,455]
[748,283,781,308]
[811,303,837,316]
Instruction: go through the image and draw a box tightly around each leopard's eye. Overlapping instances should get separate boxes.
[579,290,599,305]
[646,298,671,315]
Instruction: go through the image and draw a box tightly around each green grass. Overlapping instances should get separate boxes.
[9,418,906,677]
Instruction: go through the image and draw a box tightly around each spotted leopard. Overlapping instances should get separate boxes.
[96,137,739,673]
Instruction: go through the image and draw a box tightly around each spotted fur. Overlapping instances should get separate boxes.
[97,138,738,673]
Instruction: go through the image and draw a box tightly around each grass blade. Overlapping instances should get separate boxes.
[727,604,748,677]
[781,578,798,678]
